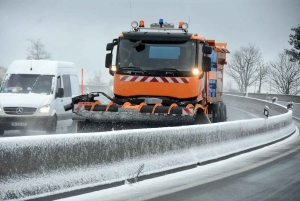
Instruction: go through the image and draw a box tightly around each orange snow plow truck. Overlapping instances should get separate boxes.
[65,19,229,132]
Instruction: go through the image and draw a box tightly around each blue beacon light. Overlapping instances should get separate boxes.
[159,19,164,25]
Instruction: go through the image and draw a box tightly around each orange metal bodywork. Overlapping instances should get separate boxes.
[113,34,228,106]
[113,74,204,100]
[122,102,147,112]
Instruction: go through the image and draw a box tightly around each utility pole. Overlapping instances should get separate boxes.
[269,80,271,94]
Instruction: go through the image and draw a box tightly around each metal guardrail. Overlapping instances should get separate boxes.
[0,95,296,200]
[224,92,300,103]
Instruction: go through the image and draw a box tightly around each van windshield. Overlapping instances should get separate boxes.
[0,74,55,95]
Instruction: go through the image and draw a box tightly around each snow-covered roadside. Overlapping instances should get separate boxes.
[0,96,295,200]
[57,127,300,201]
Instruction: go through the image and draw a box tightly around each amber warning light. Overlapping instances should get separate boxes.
[179,21,184,28]
[139,20,144,27]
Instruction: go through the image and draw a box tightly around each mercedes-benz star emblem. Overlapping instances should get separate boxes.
[16,107,23,115]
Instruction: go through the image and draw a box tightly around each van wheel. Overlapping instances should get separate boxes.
[46,116,57,134]
[0,130,4,136]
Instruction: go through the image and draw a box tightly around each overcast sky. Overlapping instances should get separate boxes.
[0,0,299,89]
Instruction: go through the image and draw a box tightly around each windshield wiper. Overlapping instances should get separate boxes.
[132,40,142,48]
[155,68,183,76]
[120,67,150,75]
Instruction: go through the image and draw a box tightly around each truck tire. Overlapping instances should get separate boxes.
[219,104,226,122]
[0,130,4,135]
[212,103,220,123]
[223,105,227,121]
[46,116,57,134]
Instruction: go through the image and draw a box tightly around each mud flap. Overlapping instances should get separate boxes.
[195,109,211,124]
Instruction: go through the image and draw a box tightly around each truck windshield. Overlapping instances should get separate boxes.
[117,39,196,71]
[0,74,54,95]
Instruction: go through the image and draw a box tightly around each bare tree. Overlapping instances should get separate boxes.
[27,39,51,60]
[256,62,269,93]
[0,66,7,84]
[87,71,106,85]
[226,44,262,92]
[268,51,300,95]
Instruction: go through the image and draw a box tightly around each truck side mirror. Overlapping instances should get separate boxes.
[202,56,211,72]
[106,43,114,51]
[105,53,112,68]
[203,46,212,54]
[56,88,64,98]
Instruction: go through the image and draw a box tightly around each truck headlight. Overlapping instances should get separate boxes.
[38,105,50,114]
[0,107,2,114]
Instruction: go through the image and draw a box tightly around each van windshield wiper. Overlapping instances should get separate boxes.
[120,66,150,75]
[155,68,183,76]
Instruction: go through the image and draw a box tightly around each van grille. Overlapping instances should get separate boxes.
[3,107,37,115]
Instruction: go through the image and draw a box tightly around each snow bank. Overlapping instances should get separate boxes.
[0,95,295,200]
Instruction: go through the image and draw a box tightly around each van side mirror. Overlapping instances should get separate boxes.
[202,56,211,72]
[105,53,112,68]
[56,88,64,98]
[106,43,114,51]
[203,46,212,54]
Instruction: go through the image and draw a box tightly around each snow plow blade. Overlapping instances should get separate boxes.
[66,93,211,132]
[73,108,210,132]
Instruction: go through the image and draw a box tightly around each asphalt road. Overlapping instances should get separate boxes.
[149,135,300,201]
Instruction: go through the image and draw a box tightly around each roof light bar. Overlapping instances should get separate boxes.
[131,19,187,32]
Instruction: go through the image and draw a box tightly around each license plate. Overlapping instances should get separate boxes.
[11,122,27,126]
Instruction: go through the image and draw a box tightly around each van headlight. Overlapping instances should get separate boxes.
[0,107,3,114]
[38,105,50,114]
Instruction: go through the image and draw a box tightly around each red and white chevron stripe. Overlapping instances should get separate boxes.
[120,75,189,84]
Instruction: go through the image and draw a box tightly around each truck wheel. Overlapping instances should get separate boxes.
[220,105,226,122]
[46,116,57,134]
[212,103,220,123]
[0,130,4,136]
[223,105,227,121]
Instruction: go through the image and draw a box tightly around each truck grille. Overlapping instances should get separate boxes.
[3,107,37,115]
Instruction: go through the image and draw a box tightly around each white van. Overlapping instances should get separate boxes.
[0,60,79,135]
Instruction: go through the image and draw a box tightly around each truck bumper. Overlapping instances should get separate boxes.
[0,116,55,131]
